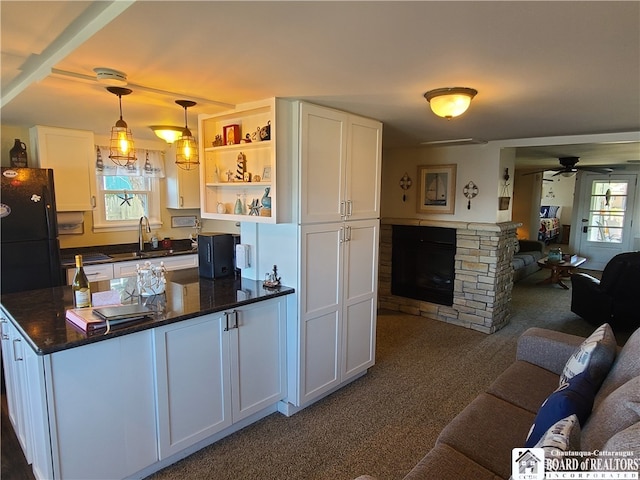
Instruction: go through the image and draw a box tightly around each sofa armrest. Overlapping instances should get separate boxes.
[516,327,585,375]
[518,240,545,253]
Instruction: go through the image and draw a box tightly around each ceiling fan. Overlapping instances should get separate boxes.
[522,156,614,177]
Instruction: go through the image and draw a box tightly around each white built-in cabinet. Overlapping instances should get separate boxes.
[199,98,279,223]
[29,126,96,211]
[154,297,287,458]
[298,219,379,404]
[293,103,381,408]
[245,100,382,411]
[299,102,382,224]
[165,143,201,209]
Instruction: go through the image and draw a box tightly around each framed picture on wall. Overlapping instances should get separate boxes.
[417,164,457,214]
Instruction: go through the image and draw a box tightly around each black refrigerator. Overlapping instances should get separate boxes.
[1,167,64,294]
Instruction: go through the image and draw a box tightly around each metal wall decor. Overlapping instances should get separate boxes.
[499,168,511,210]
[463,181,479,209]
[399,172,412,202]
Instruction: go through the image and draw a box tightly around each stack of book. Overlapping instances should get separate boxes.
[66,304,152,333]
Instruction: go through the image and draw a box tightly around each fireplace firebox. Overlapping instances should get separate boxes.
[391,225,456,306]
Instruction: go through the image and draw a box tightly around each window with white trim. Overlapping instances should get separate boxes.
[92,147,165,232]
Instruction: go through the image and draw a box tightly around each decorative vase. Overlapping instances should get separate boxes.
[261,187,272,217]
[9,138,28,168]
[234,194,244,215]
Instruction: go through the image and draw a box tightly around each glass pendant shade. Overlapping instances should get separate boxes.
[424,87,477,119]
[175,100,199,170]
[107,87,136,166]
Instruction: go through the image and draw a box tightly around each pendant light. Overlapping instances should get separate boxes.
[107,86,136,166]
[175,100,199,170]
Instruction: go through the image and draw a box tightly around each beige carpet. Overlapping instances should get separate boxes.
[147,269,630,480]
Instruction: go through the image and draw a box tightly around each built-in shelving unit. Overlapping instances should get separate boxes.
[198,98,277,223]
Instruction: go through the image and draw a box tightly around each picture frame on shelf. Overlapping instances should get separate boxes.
[262,166,272,181]
[417,164,456,214]
[223,124,240,145]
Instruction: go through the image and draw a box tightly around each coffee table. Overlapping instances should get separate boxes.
[537,255,586,289]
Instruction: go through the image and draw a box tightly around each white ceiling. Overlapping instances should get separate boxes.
[2,1,639,168]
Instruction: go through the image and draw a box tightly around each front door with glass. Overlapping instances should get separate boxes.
[576,173,637,270]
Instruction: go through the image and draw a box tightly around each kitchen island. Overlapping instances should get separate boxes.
[1,269,294,480]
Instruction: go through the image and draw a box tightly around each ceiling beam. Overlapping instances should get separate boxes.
[1,0,135,108]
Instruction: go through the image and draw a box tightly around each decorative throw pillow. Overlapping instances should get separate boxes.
[525,371,596,447]
[534,414,581,463]
[581,377,640,452]
[559,323,617,388]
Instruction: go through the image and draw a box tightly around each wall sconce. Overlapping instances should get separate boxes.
[107,86,136,167]
[424,87,478,119]
[174,100,199,171]
[150,125,184,144]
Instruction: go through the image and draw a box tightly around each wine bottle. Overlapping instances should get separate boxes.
[72,255,91,308]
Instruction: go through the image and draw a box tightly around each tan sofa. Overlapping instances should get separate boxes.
[357,325,640,480]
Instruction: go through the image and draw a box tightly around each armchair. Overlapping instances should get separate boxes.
[571,251,640,327]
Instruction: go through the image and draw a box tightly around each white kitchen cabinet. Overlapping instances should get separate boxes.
[154,313,231,458]
[112,253,198,278]
[154,296,286,458]
[29,126,96,211]
[44,330,157,480]
[64,254,197,284]
[1,313,33,463]
[243,101,381,412]
[297,219,378,405]
[0,312,53,480]
[65,262,114,284]
[165,143,201,209]
[299,102,382,224]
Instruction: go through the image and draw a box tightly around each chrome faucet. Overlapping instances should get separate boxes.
[139,216,151,252]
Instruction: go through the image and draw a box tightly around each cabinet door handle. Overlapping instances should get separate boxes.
[13,338,23,362]
[346,225,352,242]
[0,319,8,340]
[339,201,346,218]
[224,312,230,331]
[339,226,345,243]
[180,196,184,207]
[231,310,239,329]
[91,196,97,208]
[346,200,353,217]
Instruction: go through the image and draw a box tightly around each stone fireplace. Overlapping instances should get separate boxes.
[379,219,520,334]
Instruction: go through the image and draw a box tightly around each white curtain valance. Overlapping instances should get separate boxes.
[96,146,165,178]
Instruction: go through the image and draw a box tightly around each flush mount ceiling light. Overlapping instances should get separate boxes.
[94,67,128,86]
[424,87,478,119]
[107,86,136,167]
[175,100,199,171]
[150,125,184,144]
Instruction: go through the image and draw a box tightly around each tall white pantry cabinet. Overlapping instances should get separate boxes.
[241,100,382,412]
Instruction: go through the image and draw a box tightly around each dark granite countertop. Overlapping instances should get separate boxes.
[0,268,294,355]
[59,239,198,267]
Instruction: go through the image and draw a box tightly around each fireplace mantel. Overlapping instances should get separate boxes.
[379,219,520,334]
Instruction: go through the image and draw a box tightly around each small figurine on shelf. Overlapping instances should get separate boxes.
[263,265,281,289]
[236,152,246,181]
[212,135,223,147]
[248,198,262,216]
